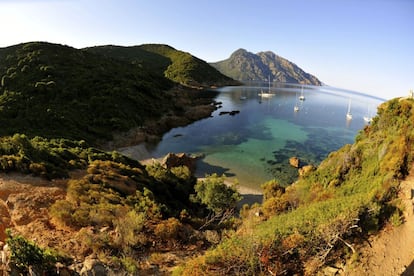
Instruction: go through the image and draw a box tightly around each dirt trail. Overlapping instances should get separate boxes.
[343,165,414,276]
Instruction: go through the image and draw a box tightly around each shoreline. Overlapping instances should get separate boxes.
[118,144,263,203]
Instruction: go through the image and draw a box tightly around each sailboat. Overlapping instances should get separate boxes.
[346,99,352,120]
[294,90,300,112]
[299,85,305,101]
[294,104,300,112]
[258,76,275,98]
[363,104,372,123]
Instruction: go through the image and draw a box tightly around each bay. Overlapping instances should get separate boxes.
[121,83,384,192]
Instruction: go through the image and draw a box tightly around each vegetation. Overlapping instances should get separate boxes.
[6,229,68,275]
[0,42,175,142]
[47,163,241,272]
[177,97,414,274]
[0,133,139,178]
[191,174,242,229]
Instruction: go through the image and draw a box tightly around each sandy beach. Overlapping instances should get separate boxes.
[118,144,263,205]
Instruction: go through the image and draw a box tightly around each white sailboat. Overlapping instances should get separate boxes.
[294,104,299,112]
[346,99,352,120]
[363,104,372,123]
[258,76,275,98]
[299,85,305,101]
[294,90,300,112]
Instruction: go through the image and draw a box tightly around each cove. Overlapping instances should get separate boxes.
[121,83,384,192]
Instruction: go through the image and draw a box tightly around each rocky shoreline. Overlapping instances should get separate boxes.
[102,86,221,150]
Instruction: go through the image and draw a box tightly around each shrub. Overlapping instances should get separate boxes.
[6,230,64,275]
[113,209,146,251]
[192,174,241,214]
[154,217,183,241]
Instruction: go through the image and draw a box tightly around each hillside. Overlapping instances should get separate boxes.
[84,44,239,88]
[211,48,322,85]
[0,42,228,144]
[0,96,412,275]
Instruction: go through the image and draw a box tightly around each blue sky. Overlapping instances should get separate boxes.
[0,0,412,100]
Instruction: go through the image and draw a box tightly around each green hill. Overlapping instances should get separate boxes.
[211,48,322,85]
[0,42,176,142]
[85,44,239,88]
[0,42,231,143]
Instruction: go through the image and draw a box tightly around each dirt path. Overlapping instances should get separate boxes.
[343,165,414,275]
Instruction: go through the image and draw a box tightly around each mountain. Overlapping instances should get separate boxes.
[84,44,239,88]
[210,48,322,85]
[0,42,231,143]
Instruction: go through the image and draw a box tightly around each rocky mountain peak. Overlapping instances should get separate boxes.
[211,49,322,85]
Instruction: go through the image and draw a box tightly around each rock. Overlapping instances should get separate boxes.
[229,110,240,116]
[219,110,240,116]
[289,157,300,168]
[299,165,316,177]
[80,254,108,276]
[161,153,197,174]
[322,266,339,275]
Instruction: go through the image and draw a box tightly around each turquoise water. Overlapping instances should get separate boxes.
[134,84,384,191]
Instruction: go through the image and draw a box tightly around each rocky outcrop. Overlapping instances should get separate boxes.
[289,157,300,168]
[299,165,316,177]
[162,153,198,174]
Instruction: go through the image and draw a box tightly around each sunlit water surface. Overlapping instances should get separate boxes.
[122,83,384,192]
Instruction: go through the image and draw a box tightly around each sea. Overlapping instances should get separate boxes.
[121,83,384,192]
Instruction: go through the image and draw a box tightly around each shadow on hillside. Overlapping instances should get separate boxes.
[195,159,235,178]
[402,260,414,275]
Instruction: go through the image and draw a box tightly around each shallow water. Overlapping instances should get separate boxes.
[123,83,384,192]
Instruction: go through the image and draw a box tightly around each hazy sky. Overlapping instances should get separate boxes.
[1,0,412,100]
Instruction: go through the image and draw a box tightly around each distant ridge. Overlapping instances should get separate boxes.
[210,48,322,85]
[85,44,239,88]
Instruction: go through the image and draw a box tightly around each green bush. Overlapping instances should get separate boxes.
[6,229,66,275]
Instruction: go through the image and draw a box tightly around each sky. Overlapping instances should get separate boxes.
[0,0,412,100]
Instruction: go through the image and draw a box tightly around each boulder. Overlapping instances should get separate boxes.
[161,153,197,174]
[299,165,316,177]
[289,157,300,168]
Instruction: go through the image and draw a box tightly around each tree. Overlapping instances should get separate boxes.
[191,174,242,229]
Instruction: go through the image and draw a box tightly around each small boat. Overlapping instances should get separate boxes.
[299,85,305,101]
[240,96,247,100]
[258,91,274,98]
[346,99,352,120]
[294,105,299,112]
